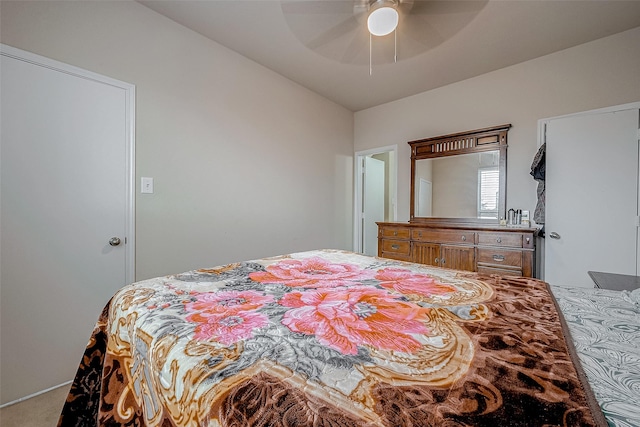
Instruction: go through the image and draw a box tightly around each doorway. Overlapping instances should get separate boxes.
[0,45,135,404]
[540,102,640,287]
[354,145,398,256]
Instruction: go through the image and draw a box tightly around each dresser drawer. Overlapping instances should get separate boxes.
[380,239,411,255]
[379,227,411,239]
[412,229,474,245]
[477,265,522,277]
[477,248,522,268]
[477,232,523,248]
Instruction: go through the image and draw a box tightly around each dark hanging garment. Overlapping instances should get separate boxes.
[530,143,546,224]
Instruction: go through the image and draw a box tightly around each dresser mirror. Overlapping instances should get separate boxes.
[410,124,511,224]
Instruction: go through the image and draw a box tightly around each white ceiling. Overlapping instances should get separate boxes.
[139,0,640,111]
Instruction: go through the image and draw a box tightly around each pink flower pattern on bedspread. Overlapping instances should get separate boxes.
[181,258,458,353]
[185,290,274,344]
[247,256,450,355]
[185,290,274,315]
[249,256,373,288]
[189,310,270,344]
[375,268,457,298]
[280,286,430,355]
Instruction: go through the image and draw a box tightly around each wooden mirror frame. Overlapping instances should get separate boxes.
[409,124,511,224]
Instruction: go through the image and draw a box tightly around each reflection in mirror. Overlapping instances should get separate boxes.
[409,124,510,223]
[415,151,500,219]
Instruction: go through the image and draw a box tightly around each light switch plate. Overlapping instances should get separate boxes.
[141,177,154,194]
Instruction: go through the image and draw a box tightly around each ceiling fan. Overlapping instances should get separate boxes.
[281,0,488,67]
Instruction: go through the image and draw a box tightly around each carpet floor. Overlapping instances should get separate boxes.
[0,384,69,427]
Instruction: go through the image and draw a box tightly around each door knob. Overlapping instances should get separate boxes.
[549,232,561,240]
[109,237,122,246]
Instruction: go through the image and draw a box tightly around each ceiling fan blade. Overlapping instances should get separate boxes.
[281,1,356,15]
[395,0,488,57]
[353,0,370,17]
[340,25,370,64]
[401,0,488,16]
[398,18,445,55]
[305,15,361,51]
[282,0,366,61]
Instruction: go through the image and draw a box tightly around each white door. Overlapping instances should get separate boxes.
[363,157,385,256]
[0,46,135,404]
[544,107,639,287]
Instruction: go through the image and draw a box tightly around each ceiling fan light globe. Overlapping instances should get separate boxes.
[367,7,398,36]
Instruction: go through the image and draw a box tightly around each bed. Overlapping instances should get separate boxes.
[550,285,640,427]
[57,249,634,427]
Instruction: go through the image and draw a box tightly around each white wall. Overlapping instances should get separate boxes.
[0,0,354,282]
[355,26,640,224]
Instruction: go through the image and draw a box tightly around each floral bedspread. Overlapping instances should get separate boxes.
[58,250,607,427]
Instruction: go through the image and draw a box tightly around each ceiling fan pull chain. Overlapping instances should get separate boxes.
[369,33,373,76]
[394,29,397,63]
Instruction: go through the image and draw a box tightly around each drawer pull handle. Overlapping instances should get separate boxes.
[493,255,505,262]
[496,237,502,243]
[441,259,446,265]
[526,237,530,243]
[393,231,398,236]
[434,258,439,264]
[461,235,466,241]
[418,232,422,237]
[391,244,400,250]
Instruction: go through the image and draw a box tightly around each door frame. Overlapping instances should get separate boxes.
[353,145,398,254]
[1,44,136,285]
[537,101,640,281]
[537,101,640,148]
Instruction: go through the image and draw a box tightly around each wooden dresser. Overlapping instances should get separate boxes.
[378,222,536,278]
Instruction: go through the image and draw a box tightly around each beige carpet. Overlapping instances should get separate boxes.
[0,384,69,427]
